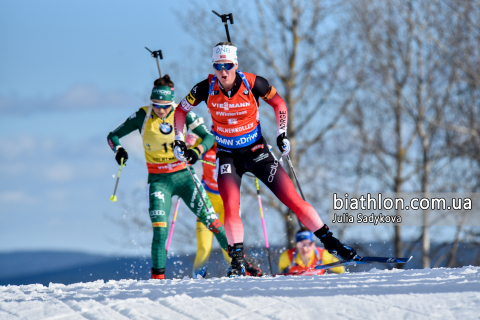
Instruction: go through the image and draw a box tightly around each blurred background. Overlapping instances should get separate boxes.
[1,0,480,284]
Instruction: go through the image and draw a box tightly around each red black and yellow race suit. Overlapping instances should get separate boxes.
[174,71,325,245]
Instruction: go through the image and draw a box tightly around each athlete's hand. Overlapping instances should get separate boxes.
[173,140,188,161]
[186,147,201,165]
[276,133,290,156]
[115,147,128,165]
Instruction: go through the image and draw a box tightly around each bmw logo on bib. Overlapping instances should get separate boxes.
[159,122,173,135]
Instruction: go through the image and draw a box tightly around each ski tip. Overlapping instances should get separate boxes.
[110,195,117,202]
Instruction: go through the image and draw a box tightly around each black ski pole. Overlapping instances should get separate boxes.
[280,155,304,228]
[142,47,164,137]
[212,11,234,42]
[145,47,163,77]
[255,177,273,274]
[183,160,214,215]
[284,154,306,201]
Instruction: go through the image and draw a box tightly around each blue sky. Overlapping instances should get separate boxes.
[0,0,231,256]
[1,0,307,258]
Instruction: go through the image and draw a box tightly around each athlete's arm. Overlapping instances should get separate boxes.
[107,108,146,152]
[253,76,288,136]
[278,250,292,274]
[174,79,210,141]
[321,249,345,274]
[185,111,215,154]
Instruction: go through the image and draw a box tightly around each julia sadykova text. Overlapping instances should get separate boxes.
[332,213,402,225]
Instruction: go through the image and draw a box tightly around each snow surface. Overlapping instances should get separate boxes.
[1,266,479,320]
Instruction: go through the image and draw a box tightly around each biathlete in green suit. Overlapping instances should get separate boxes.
[107,75,228,279]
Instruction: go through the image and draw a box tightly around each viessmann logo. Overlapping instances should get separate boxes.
[211,102,250,111]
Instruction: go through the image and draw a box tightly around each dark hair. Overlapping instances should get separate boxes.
[215,41,236,47]
[154,74,174,87]
[296,227,311,235]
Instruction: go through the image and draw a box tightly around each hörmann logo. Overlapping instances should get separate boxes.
[211,102,250,111]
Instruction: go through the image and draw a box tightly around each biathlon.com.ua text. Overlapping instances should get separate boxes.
[328,193,480,226]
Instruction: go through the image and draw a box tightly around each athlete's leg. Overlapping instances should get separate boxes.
[250,154,324,232]
[216,156,246,245]
[173,168,229,251]
[147,177,173,278]
[208,191,232,263]
[248,144,356,261]
[192,218,213,278]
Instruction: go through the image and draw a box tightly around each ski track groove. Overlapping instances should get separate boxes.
[62,299,132,320]
[106,300,156,320]
[1,267,479,319]
[50,298,89,320]
[155,299,196,320]
[0,305,19,320]
[348,294,433,319]
[256,296,308,320]
[0,310,20,320]
[220,295,280,320]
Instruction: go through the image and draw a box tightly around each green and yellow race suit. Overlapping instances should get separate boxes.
[107,106,228,271]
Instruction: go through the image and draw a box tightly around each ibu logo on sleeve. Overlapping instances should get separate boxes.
[220,164,231,174]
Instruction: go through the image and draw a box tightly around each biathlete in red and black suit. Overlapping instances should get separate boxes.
[173,42,358,276]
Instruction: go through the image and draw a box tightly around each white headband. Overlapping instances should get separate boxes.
[212,45,238,64]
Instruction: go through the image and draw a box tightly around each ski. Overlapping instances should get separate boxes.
[271,269,325,277]
[314,256,413,270]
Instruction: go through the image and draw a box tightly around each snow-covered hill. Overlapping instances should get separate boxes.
[1,266,479,319]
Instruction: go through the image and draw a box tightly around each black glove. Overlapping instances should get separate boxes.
[115,147,128,165]
[276,132,291,155]
[186,147,201,165]
[173,140,188,161]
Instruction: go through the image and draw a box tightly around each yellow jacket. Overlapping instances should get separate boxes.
[278,247,344,274]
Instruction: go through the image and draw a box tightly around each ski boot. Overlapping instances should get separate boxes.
[244,256,263,277]
[227,243,247,277]
[151,267,165,280]
[192,265,208,279]
[315,224,358,261]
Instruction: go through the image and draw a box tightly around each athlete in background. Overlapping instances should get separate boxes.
[107,75,228,279]
[278,228,344,275]
[173,42,357,276]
